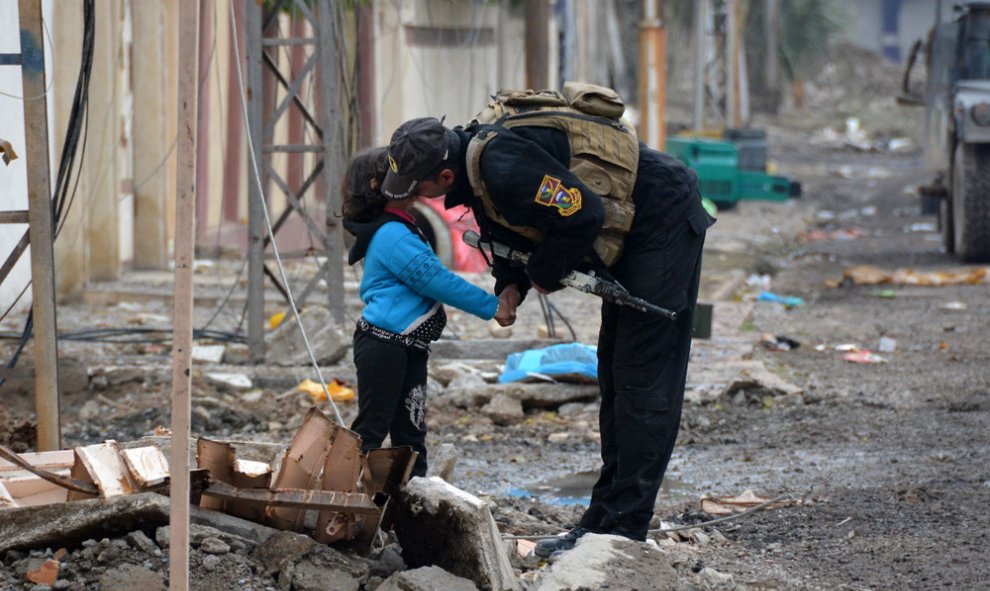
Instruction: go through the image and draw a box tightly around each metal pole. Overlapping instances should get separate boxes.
[169,0,199,588]
[692,0,706,130]
[525,0,550,89]
[638,0,667,149]
[726,0,737,128]
[18,0,61,452]
[765,0,779,92]
[318,0,347,326]
[246,0,266,360]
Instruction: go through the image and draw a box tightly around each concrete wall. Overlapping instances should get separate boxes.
[837,0,955,61]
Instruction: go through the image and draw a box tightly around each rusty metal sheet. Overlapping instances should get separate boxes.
[266,407,337,530]
[202,481,379,515]
[314,426,362,544]
[196,438,236,513]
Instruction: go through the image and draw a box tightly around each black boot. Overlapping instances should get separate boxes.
[533,527,591,558]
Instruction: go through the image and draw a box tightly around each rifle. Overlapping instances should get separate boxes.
[462,230,678,320]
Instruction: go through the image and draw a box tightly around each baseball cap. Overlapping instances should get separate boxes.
[381,117,451,200]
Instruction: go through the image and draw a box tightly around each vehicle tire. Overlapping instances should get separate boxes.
[941,191,955,255]
[952,143,990,262]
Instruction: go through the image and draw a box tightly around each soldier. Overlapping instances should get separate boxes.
[382,89,713,554]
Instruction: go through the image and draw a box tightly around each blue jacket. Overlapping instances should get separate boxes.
[345,214,497,334]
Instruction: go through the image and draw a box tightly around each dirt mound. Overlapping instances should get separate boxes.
[0,406,35,453]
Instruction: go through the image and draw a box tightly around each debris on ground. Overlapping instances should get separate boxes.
[761,334,801,352]
[841,265,989,286]
[842,349,886,364]
[756,291,805,308]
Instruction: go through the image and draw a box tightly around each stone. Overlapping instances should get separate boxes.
[26,558,59,586]
[190,505,280,544]
[393,477,519,591]
[378,566,480,591]
[265,307,349,366]
[481,394,525,426]
[289,544,369,591]
[535,533,678,591]
[223,343,253,365]
[431,339,562,360]
[126,531,160,557]
[191,345,226,364]
[369,544,406,578]
[199,537,231,555]
[700,566,737,589]
[201,554,222,572]
[442,373,491,408]
[556,402,586,417]
[251,530,316,577]
[719,363,803,403]
[97,564,164,591]
[425,443,458,483]
[204,372,253,391]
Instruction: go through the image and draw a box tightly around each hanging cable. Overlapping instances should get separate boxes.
[228,0,344,426]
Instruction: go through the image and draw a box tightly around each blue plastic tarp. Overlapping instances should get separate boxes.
[498,343,598,384]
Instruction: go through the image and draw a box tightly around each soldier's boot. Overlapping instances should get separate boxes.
[533,527,591,558]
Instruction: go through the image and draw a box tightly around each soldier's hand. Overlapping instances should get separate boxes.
[495,284,521,326]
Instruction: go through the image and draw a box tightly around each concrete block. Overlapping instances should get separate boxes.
[289,543,369,591]
[378,566,479,591]
[481,394,525,426]
[393,477,519,591]
[265,307,349,367]
[535,533,678,591]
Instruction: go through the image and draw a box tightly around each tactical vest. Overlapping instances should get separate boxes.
[465,82,640,266]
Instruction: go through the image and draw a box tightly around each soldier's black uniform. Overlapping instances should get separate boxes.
[442,124,714,541]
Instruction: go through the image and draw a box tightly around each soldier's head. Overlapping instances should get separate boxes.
[382,117,459,200]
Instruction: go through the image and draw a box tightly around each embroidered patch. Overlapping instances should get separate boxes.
[405,384,427,430]
[534,175,582,217]
[387,152,399,172]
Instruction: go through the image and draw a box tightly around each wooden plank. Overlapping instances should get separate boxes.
[0,450,74,473]
[18,0,61,451]
[265,407,336,530]
[121,446,170,488]
[314,427,362,544]
[73,442,136,498]
[2,475,67,507]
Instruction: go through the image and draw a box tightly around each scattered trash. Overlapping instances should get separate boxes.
[499,343,598,384]
[938,342,951,351]
[699,490,772,516]
[761,334,801,351]
[878,337,897,353]
[799,228,865,243]
[268,311,287,330]
[860,206,877,217]
[834,343,860,352]
[0,138,18,165]
[887,138,913,152]
[904,222,936,233]
[870,289,897,298]
[843,265,989,286]
[757,291,805,308]
[297,378,355,403]
[940,301,968,312]
[842,350,886,364]
[746,274,772,291]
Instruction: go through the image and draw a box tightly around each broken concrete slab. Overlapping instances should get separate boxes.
[265,306,349,367]
[430,339,562,360]
[720,363,804,404]
[535,533,678,591]
[393,477,519,591]
[481,393,525,426]
[378,566,480,591]
[426,443,458,483]
[250,530,316,577]
[287,543,370,591]
[0,492,170,553]
[444,378,599,410]
[204,371,254,391]
[189,505,281,544]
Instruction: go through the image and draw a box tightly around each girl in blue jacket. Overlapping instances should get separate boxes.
[342,148,499,477]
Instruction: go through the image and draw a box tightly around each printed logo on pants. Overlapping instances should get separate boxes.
[406,384,426,430]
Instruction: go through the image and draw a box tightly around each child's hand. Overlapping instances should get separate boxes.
[495,284,521,326]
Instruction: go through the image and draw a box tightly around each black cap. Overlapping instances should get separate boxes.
[381,117,450,200]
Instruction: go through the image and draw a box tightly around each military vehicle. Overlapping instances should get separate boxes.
[900,1,990,261]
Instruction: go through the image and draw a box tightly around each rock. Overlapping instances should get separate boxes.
[378,566,480,591]
[201,554,222,572]
[79,400,102,420]
[481,394,525,426]
[289,544,369,591]
[25,558,59,586]
[431,339,562,360]
[265,307,349,366]
[126,530,160,557]
[443,373,491,408]
[393,477,519,591]
[720,364,803,403]
[430,363,482,387]
[251,530,316,577]
[204,372,253,391]
[191,345,226,364]
[189,505,280,544]
[700,566,737,589]
[426,442,458,483]
[499,383,599,409]
[535,533,678,591]
[199,537,230,555]
[97,564,164,591]
[556,402,586,418]
[223,343,253,365]
[546,432,569,443]
[368,544,406,578]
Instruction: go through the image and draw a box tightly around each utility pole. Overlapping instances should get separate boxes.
[638,0,667,149]
[169,0,199,588]
[17,0,61,451]
[525,0,550,89]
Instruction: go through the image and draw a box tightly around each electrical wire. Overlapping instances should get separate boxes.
[228,0,344,426]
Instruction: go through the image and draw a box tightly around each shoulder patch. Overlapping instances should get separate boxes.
[534,175,582,217]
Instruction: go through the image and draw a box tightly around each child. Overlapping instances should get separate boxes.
[342,147,499,477]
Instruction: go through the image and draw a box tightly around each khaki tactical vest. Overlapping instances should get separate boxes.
[466,82,640,266]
